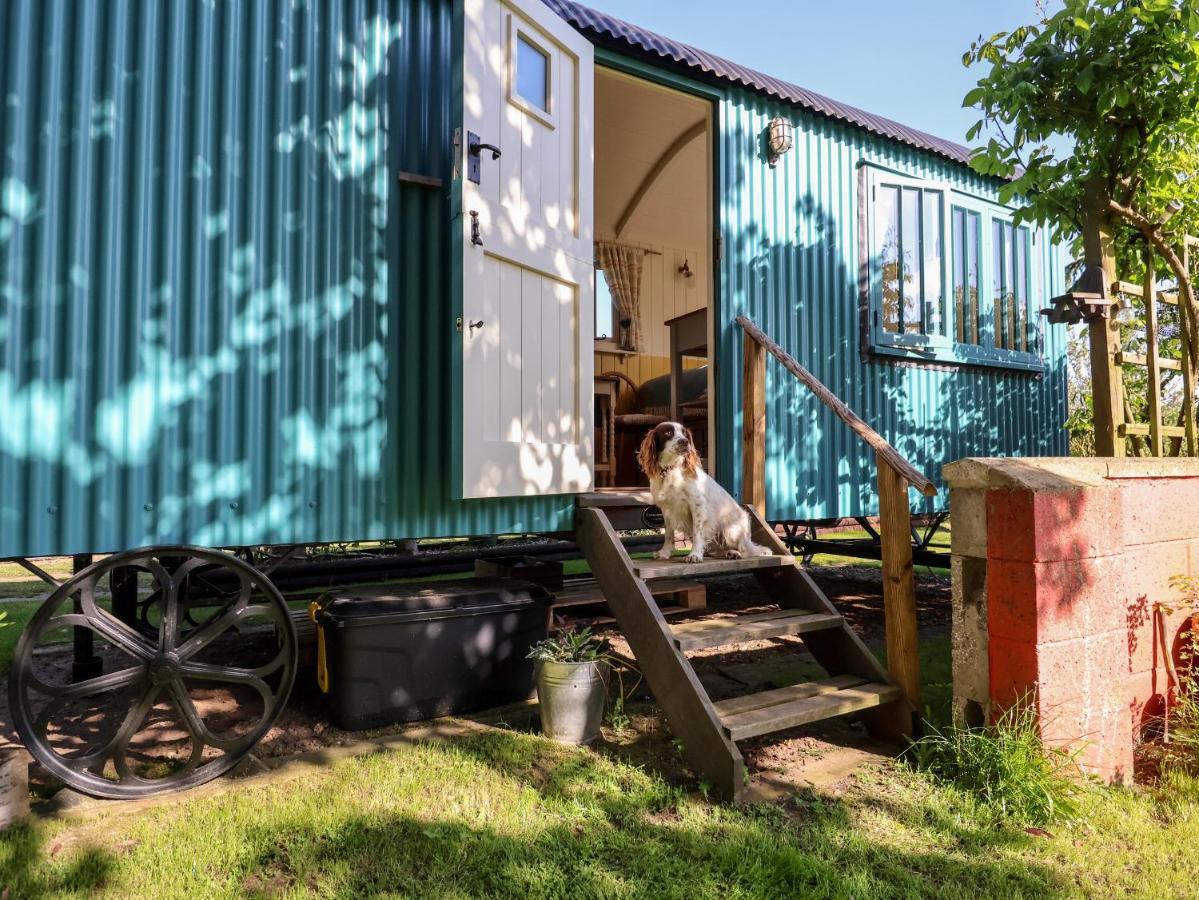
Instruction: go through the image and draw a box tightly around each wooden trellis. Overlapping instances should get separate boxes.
[1110,235,1199,456]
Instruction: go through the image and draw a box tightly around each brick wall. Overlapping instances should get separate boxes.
[944,457,1199,782]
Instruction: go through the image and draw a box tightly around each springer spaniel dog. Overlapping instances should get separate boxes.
[637,421,772,564]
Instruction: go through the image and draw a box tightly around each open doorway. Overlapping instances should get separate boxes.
[591,68,715,489]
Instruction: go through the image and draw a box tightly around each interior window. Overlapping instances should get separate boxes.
[595,270,615,342]
[516,34,549,112]
[875,182,944,337]
[951,206,982,345]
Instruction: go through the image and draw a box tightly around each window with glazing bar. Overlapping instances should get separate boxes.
[863,164,1046,369]
[874,182,945,339]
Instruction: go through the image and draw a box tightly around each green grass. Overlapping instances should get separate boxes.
[800,525,951,576]
[4,622,1199,895]
[911,702,1085,827]
[4,726,1199,898]
[0,600,38,675]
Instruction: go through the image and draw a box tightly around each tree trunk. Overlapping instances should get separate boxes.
[1085,179,1124,457]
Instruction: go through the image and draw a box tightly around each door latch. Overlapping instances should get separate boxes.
[455,317,485,334]
[469,210,483,246]
[466,131,501,184]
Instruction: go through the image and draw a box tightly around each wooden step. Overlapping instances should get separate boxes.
[668,609,842,651]
[713,676,903,741]
[549,577,705,627]
[577,490,654,509]
[632,554,790,580]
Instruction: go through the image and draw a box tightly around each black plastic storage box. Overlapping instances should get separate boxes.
[313,577,550,730]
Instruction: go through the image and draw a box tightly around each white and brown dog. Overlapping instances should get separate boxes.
[637,421,771,563]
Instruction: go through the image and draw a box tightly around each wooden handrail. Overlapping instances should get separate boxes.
[737,314,924,719]
[736,315,937,496]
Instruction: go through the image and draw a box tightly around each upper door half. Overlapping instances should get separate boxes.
[456,0,594,499]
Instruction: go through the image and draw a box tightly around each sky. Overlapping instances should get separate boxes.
[581,0,1048,149]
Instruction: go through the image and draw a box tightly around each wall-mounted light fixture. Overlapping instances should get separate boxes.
[766,117,793,168]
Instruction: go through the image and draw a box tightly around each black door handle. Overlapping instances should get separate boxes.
[469,141,502,160]
[466,132,500,184]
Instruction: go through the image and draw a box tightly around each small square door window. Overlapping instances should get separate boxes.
[516,34,550,112]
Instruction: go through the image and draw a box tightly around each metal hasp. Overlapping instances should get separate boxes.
[8,547,297,798]
[469,210,483,246]
[466,131,502,185]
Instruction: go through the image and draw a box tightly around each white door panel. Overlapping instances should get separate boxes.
[458,0,594,498]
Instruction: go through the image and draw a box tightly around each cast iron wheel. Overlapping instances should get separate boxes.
[8,546,297,799]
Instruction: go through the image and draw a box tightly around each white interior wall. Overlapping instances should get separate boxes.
[594,69,711,364]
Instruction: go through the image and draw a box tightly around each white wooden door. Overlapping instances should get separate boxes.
[457,0,594,498]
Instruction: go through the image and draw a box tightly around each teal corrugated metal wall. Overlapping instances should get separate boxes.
[715,87,1069,520]
[0,0,570,557]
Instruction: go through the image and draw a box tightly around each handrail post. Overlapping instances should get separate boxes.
[875,451,921,726]
[742,331,766,515]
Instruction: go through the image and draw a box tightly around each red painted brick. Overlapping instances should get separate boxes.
[986,489,1035,562]
[986,486,1124,563]
[987,556,1127,644]
[988,634,1039,709]
[986,559,1038,643]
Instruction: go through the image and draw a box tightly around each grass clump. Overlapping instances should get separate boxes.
[910,702,1084,826]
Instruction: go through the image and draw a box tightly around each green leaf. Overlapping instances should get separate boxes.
[1073,17,1091,31]
[962,87,987,108]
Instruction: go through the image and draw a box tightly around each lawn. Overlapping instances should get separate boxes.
[6,548,1199,897]
[4,721,1199,898]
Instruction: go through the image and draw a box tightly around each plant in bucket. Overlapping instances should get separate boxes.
[528,627,613,745]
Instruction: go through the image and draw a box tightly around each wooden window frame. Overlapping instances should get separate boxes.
[860,162,1047,373]
[507,14,557,130]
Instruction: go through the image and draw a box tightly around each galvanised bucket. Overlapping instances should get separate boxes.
[536,660,609,745]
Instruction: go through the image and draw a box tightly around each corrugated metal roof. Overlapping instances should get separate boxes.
[544,0,975,168]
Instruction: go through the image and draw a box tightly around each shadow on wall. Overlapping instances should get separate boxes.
[0,3,520,556]
[720,124,1068,519]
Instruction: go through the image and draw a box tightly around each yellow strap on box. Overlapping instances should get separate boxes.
[310,600,330,694]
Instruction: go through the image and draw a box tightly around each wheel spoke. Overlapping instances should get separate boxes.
[110,684,164,783]
[73,584,156,662]
[159,577,183,654]
[179,660,273,705]
[252,644,290,679]
[43,682,159,776]
[166,679,253,753]
[30,665,144,700]
[174,602,248,661]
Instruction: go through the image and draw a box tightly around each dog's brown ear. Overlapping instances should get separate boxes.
[681,427,702,477]
[637,428,660,478]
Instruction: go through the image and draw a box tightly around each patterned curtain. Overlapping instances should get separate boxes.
[596,240,645,351]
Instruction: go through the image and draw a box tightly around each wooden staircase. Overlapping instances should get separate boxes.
[576,492,913,802]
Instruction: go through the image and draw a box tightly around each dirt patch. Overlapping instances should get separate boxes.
[3,562,948,802]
